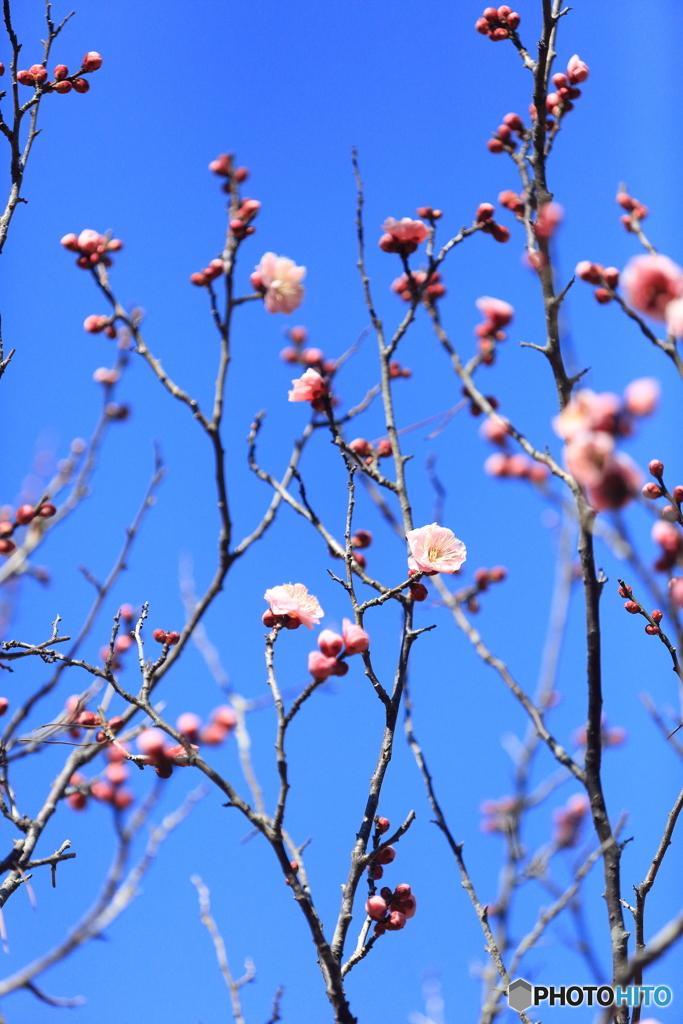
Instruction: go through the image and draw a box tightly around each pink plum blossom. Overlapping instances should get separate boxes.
[565,431,615,487]
[308,650,338,681]
[623,377,660,417]
[584,452,642,511]
[251,252,306,313]
[378,217,429,255]
[263,583,324,629]
[342,619,370,655]
[553,389,621,440]
[622,254,683,321]
[288,368,326,403]
[665,297,683,338]
[406,523,466,575]
[652,520,682,554]
[475,296,514,328]
[534,202,563,239]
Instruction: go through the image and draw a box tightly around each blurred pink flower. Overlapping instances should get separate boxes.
[553,389,621,440]
[553,793,589,847]
[288,368,326,403]
[308,650,338,681]
[565,431,615,486]
[251,252,306,313]
[407,523,466,574]
[622,254,683,321]
[652,520,682,554]
[534,202,563,239]
[475,296,514,328]
[669,577,683,607]
[378,217,429,255]
[623,377,660,417]
[665,297,683,338]
[263,583,323,629]
[585,452,642,511]
[342,619,369,655]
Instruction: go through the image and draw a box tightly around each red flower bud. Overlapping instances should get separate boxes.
[376,816,390,833]
[642,482,662,499]
[72,78,90,93]
[651,609,663,623]
[506,11,520,28]
[365,895,388,920]
[645,624,661,635]
[15,504,35,526]
[262,609,276,627]
[82,52,103,72]
[594,287,612,304]
[624,601,639,614]
[376,845,396,865]
[385,910,407,930]
[152,629,168,643]
[53,64,68,80]
[1,538,18,555]
[673,486,683,503]
[409,582,428,602]
[487,138,505,154]
[476,202,495,222]
[0,698,9,717]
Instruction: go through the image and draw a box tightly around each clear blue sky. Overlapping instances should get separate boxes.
[1,1,682,1022]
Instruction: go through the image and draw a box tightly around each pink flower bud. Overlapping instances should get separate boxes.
[490,26,509,40]
[575,261,602,284]
[136,729,166,757]
[0,698,9,716]
[199,722,228,745]
[113,789,134,810]
[365,895,387,920]
[82,52,103,72]
[105,761,129,786]
[385,910,406,931]
[67,791,88,811]
[209,154,232,176]
[190,272,208,286]
[177,712,202,740]
[476,202,495,222]
[487,138,504,153]
[649,459,665,477]
[302,347,324,365]
[624,600,639,613]
[17,70,35,86]
[78,229,102,254]
[53,64,68,80]
[212,705,237,731]
[61,233,80,252]
[318,629,344,657]
[83,314,108,333]
[152,628,168,643]
[624,377,660,417]
[29,64,48,84]
[342,618,369,655]
[376,439,392,457]
[53,79,72,94]
[15,504,35,525]
[0,538,16,555]
[594,288,612,304]
[91,780,115,802]
[502,112,523,131]
[673,485,683,503]
[642,482,662,499]
[567,54,589,83]
[506,11,520,28]
[669,577,683,607]
[484,452,509,477]
[308,650,338,681]
[603,267,619,287]
[93,367,120,385]
[72,78,90,93]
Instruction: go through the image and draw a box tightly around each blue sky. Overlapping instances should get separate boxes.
[1,1,682,1022]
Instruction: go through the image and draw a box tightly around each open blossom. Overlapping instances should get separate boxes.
[263,583,323,629]
[342,619,369,655]
[378,217,429,255]
[623,377,660,417]
[406,523,466,575]
[622,254,683,321]
[288,368,326,403]
[475,296,514,328]
[251,253,305,313]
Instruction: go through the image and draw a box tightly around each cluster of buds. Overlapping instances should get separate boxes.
[177,706,237,747]
[642,459,683,573]
[475,203,510,243]
[378,217,429,255]
[308,621,370,682]
[388,360,411,379]
[0,501,56,555]
[575,261,620,304]
[366,883,417,936]
[67,741,134,812]
[458,566,507,614]
[498,188,525,217]
[617,189,648,234]
[136,729,198,779]
[367,816,394,880]
[329,529,373,570]
[573,714,626,749]
[349,437,393,465]
[280,326,337,374]
[17,52,102,94]
[465,389,499,418]
[65,694,125,742]
[473,294,513,363]
[552,793,590,848]
[475,6,520,39]
[208,153,249,188]
[642,459,683,523]
[544,55,589,121]
[391,269,445,303]
[83,314,117,338]
[152,628,181,646]
[190,258,224,288]
[484,450,550,483]
[480,795,520,834]
[61,229,123,270]
[229,198,261,241]
[619,581,665,635]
